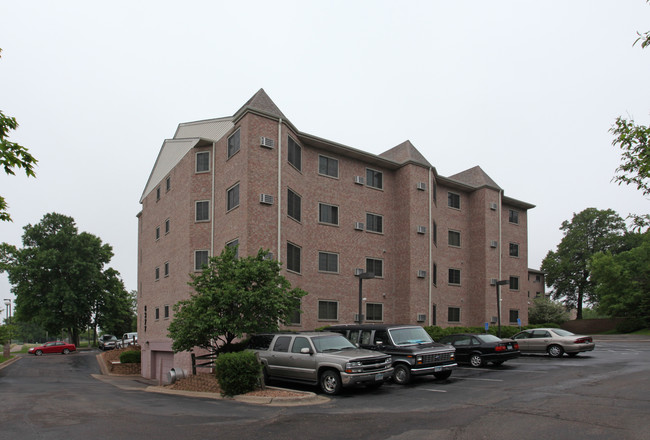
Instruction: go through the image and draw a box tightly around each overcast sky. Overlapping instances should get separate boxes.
[1,1,649,307]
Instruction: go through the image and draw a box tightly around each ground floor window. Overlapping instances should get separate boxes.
[509,309,519,323]
[318,300,338,320]
[366,303,383,321]
[448,307,461,322]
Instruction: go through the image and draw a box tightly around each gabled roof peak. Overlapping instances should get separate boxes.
[379,140,432,168]
[448,165,501,190]
[233,88,286,121]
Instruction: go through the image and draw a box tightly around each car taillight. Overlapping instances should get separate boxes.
[495,345,506,352]
[575,337,592,343]
[513,342,519,350]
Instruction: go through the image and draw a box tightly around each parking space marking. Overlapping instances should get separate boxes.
[423,389,448,393]
[455,377,504,382]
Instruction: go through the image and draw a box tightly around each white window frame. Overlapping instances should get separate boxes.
[196,151,210,173]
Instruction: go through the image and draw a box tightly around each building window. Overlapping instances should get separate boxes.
[448,230,461,247]
[433,182,437,205]
[318,252,339,273]
[155,307,160,320]
[366,213,383,233]
[509,243,519,257]
[227,128,240,158]
[509,209,519,224]
[535,275,541,282]
[194,250,209,271]
[165,219,170,235]
[226,239,239,259]
[366,168,383,189]
[155,267,160,281]
[366,258,383,278]
[509,276,519,290]
[366,303,383,321]
[448,268,461,285]
[318,155,339,178]
[164,262,169,277]
[166,176,171,192]
[288,136,301,171]
[164,305,170,319]
[290,301,301,325]
[433,263,437,286]
[155,226,160,241]
[318,300,338,320]
[448,307,461,322]
[318,203,339,225]
[196,151,210,173]
[509,309,519,323]
[195,201,209,222]
[433,222,437,246]
[448,192,460,209]
[287,242,301,273]
[156,186,161,201]
[227,183,240,211]
[287,189,301,222]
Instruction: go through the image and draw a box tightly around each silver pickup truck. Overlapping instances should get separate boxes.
[248,332,394,395]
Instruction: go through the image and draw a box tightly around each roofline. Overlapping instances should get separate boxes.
[503,196,536,210]
[173,116,233,139]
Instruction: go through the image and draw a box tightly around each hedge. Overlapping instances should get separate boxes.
[214,351,262,397]
[119,350,141,364]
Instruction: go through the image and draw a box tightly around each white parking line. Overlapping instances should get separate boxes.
[455,377,504,382]
[423,389,448,393]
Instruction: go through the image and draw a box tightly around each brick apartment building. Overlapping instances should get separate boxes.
[137,89,537,380]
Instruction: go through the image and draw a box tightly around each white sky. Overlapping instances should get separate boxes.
[1,1,649,307]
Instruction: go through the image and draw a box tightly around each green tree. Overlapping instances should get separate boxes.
[168,246,307,354]
[541,208,627,319]
[0,49,38,222]
[527,297,569,325]
[94,275,136,340]
[590,232,650,327]
[0,213,124,346]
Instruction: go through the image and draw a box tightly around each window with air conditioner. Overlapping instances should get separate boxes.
[366,213,383,233]
[366,168,383,189]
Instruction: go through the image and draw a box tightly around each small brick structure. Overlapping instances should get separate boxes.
[101,346,142,375]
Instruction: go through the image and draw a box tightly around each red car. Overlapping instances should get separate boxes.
[28,341,76,356]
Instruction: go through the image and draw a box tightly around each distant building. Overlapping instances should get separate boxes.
[137,89,536,380]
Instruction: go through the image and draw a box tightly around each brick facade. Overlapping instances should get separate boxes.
[137,89,537,380]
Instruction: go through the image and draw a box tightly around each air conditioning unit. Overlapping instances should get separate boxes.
[354,176,364,185]
[354,222,365,231]
[490,202,498,210]
[260,136,275,148]
[490,278,497,285]
[416,314,426,322]
[490,240,498,248]
[491,316,498,324]
[417,225,426,234]
[417,270,426,278]
[416,182,426,191]
[354,268,364,276]
[259,194,274,205]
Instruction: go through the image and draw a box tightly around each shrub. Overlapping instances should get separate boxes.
[616,317,646,333]
[120,350,141,364]
[214,351,262,397]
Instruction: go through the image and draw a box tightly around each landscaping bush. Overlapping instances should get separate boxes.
[119,350,141,364]
[214,351,262,397]
[616,317,646,334]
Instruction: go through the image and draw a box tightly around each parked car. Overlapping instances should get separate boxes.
[116,332,138,348]
[512,328,595,358]
[438,333,520,367]
[98,334,118,351]
[248,332,394,395]
[28,341,76,356]
[328,324,457,384]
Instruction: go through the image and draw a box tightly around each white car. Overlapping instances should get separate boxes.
[512,328,595,358]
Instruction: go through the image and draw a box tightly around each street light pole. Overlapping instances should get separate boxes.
[495,280,509,338]
[3,299,11,358]
[356,272,375,324]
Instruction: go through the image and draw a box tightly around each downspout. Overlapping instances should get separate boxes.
[211,142,216,256]
[428,167,433,327]
[277,119,282,261]
[498,189,503,319]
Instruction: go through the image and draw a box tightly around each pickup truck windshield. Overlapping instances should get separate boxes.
[312,335,357,352]
[389,327,434,346]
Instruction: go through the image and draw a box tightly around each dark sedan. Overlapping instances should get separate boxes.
[438,334,520,367]
[28,341,76,356]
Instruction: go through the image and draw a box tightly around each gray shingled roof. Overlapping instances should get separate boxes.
[233,88,286,121]
[379,140,432,167]
[448,166,501,190]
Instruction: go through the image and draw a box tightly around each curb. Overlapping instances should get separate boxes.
[0,354,22,371]
[144,385,329,406]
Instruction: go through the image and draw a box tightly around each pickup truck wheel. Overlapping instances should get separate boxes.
[62,348,70,355]
[393,364,411,385]
[433,370,452,380]
[319,369,342,395]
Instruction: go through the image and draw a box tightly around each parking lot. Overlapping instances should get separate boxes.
[1,338,648,439]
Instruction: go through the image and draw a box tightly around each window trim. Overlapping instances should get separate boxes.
[366,257,384,278]
[165,218,170,235]
[318,300,339,321]
[195,151,210,173]
[366,168,383,190]
[194,250,209,271]
[448,306,461,323]
[509,242,519,258]
[448,191,461,210]
[448,229,461,248]
[155,307,160,321]
[448,268,461,286]
[366,212,384,234]
[164,261,169,278]
[509,276,520,291]
[287,242,301,274]
[318,202,339,226]
[318,251,339,274]
[155,267,160,281]
[155,226,160,241]
[366,303,383,322]
[227,128,241,159]
[226,238,239,259]
[195,200,210,222]
[164,304,170,319]
[165,176,171,192]
[509,209,520,225]
[318,154,339,179]
[287,136,302,172]
[227,182,240,212]
[287,188,302,223]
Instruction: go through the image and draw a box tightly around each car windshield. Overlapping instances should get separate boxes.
[475,334,502,343]
[388,327,433,346]
[551,329,575,337]
[311,335,357,352]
